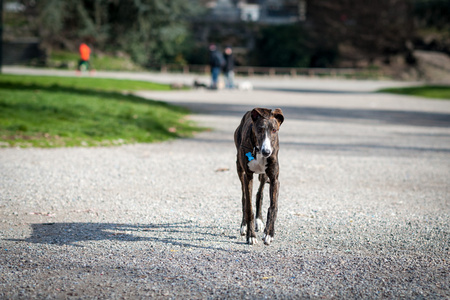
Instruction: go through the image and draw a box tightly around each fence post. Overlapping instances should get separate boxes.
[161,65,167,73]
[290,69,296,77]
[269,68,275,77]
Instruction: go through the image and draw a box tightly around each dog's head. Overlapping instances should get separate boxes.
[251,108,284,158]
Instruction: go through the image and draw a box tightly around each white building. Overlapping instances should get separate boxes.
[239,3,260,22]
[204,0,306,23]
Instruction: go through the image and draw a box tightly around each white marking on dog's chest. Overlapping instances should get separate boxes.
[248,153,267,174]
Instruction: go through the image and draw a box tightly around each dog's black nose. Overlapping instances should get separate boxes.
[262,149,271,157]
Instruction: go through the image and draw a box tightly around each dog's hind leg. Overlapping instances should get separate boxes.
[255,174,266,232]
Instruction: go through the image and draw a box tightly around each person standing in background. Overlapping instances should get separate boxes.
[78,43,91,72]
[223,46,235,89]
[209,44,224,89]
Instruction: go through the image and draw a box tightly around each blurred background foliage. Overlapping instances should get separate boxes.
[34,0,203,66]
[2,0,450,78]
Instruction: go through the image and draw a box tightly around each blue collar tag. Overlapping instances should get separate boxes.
[245,152,255,162]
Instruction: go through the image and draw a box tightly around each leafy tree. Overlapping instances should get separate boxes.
[34,0,203,65]
[110,0,203,65]
[413,0,450,30]
[308,0,415,64]
[253,24,312,68]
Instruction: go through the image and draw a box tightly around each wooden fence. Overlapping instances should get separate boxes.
[158,64,368,77]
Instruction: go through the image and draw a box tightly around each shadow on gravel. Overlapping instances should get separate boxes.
[8,222,237,250]
[191,137,450,155]
[254,87,370,94]
[174,101,450,128]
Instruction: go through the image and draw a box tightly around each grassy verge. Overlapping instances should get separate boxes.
[378,85,450,100]
[0,74,171,92]
[48,51,143,71]
[0,75,202,148]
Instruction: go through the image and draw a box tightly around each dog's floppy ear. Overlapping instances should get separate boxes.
[273,108,284,126]
[251,108,271,122]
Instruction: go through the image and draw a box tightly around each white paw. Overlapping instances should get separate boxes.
[255,218,264,232]
[262,233,273,245]
[248,237,258,245]
[240,225,247,236]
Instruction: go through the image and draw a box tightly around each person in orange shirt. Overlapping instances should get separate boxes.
[78,43,91,71]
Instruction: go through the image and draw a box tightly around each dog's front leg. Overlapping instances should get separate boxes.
[237,160,247,236]
[255,174,266,232]
[243,173,257,245]
[264,170,280,245]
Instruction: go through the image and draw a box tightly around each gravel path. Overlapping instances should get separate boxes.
[1,71,450,299]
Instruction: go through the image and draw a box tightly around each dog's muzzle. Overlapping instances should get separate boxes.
[255,146,271,158]
[261,148,272,157]
[260,134,273,157]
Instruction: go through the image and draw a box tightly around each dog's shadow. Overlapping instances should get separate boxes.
[8,221,238,250]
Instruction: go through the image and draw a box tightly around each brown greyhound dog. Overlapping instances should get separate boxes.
[234,108,284,245]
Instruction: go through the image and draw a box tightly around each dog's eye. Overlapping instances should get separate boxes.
[272,128,277,133]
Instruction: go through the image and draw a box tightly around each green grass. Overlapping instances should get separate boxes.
[0,74,171,92]
[49,51,143,71]
[0,75,202,148]
[378,85,450,100]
